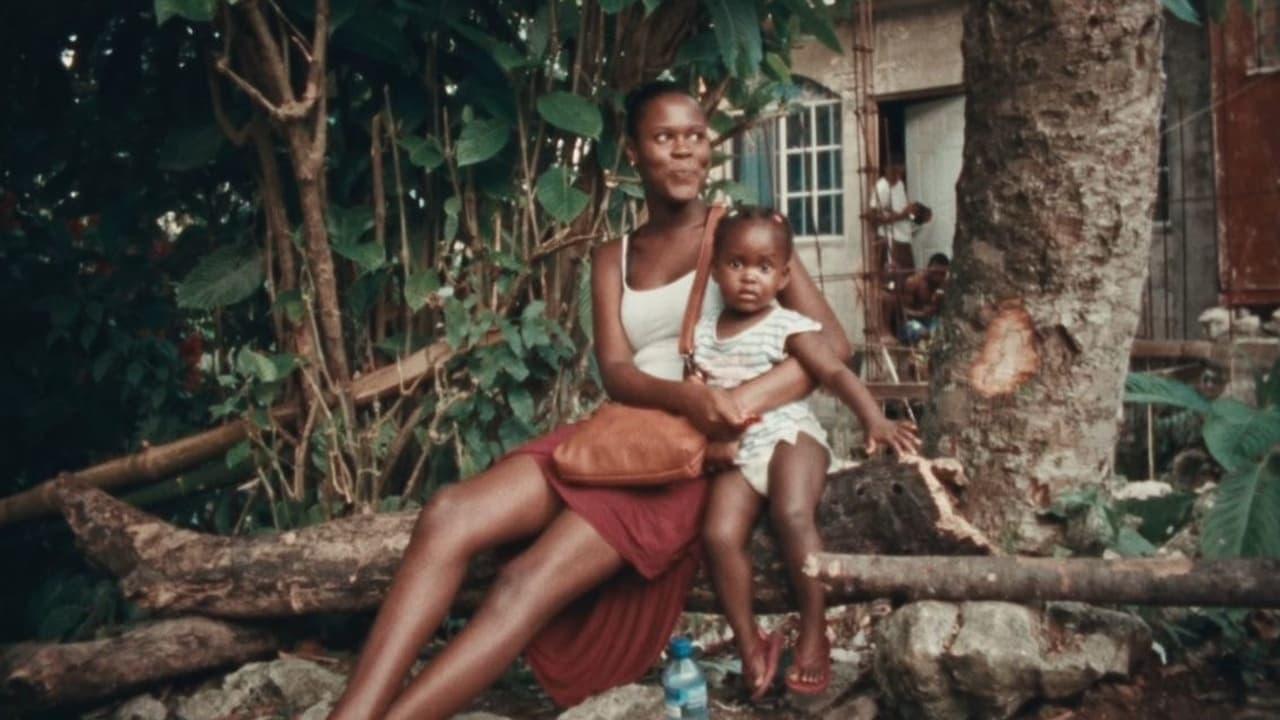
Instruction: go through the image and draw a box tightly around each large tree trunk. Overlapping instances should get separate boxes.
[0,617,283,709]
[51,457,991,618]
[923,0,1165,552]
[806,554,1280,607]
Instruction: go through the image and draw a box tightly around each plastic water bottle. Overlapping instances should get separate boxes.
[663,635,709,719]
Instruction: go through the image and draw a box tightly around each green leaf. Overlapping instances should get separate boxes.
[1123,372,1211,414]
[776,0,843,53]
[1113,526,1157,557]
[527,4,551,58]
[703,0,764,77]
[274,289,305,323]
[536,166,591,223]
[176,245,264,310]
[154,0,214,25]
[226,440,252,469]
[1162,0,1202,25]
[404,270,441,312]
[333,10,412,67]
[270,353,299,379]
[506,384,532,422]
[1202,451,1280,558]
[328,206,375,246]
[764,52,791,83]
[331,241,387,274]
[37,604,85,641]
[400,136,444,172]
[156,125,224,171]
[1120,490,1196,543]
[499,320,525,355]
[449,21,532,72]
[455,118,511,167]
[444,298,469,349]
[1203,401,1280,473]
[643,0,663,15]
[237,347,279,382]
[536,92,604,139]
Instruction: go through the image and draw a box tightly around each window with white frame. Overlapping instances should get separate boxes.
[731,80,843,239]
[778,83,843,237]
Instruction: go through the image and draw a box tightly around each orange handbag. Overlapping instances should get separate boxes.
[552,205,725,487]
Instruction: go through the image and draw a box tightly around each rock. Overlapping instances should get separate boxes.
[872,601,967,720]
[175,658,346,720]
[1113,480,1172,501]
[946,603,1042,717]
[556,683,664,720]
[114,693,169,720]
[873,601,1151,720]
[821,693,878,720]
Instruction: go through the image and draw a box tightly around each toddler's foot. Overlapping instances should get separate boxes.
[784,627,831,696]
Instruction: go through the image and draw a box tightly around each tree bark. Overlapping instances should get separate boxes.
[0,338,465,526]
[0,617,283,709]
[805,553,1280,608]
[51,457,990,618]
[923,0,1165,552]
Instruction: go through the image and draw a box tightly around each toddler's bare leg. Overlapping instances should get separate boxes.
[767,434,830,686]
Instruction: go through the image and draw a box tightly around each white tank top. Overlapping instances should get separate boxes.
[619,234,723,381]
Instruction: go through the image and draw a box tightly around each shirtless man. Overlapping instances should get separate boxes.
[899,253,949,344]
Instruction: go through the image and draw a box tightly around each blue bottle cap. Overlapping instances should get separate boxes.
[669,635,695,659]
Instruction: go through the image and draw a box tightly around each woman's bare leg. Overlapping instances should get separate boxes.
[328,456,563,719]
[766,434,831,686]
[383,511,624,720]
[701,471,769,693]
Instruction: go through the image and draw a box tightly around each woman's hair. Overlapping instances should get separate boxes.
[713,206,795,260]
[623,80,694,139]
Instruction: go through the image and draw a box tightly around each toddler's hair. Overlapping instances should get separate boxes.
[714,205,795,260]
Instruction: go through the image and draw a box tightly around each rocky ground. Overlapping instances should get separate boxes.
[76,602,1279,720]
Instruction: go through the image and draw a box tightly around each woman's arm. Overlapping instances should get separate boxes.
[591,241,749,439]
[728,254,852,417]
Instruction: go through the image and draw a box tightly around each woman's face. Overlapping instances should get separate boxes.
[625,93,711,203]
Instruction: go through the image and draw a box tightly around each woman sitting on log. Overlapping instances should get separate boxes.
[328,81,851,720]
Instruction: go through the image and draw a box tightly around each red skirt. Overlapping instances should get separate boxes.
[509,424,709,707]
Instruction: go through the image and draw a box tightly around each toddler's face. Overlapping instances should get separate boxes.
[713,221,791,314]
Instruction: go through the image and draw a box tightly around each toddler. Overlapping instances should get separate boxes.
[695,207,919,700]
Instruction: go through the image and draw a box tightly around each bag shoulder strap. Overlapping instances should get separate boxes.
[678,204,726,374]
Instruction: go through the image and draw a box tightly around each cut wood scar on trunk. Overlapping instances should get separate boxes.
[968,300,1041,398]
[802,554,1280,607]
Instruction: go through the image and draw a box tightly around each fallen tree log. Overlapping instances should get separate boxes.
[0,616,283,709]
[0,338,465,527]
[52,456,991,617]
[805,553,1280,607]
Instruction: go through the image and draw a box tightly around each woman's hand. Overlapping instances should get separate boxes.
[682,384,757,440]
[703,439,741,475]
[866,419,921,457]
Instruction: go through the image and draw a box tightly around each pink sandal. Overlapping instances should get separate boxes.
[745,627,784,701]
